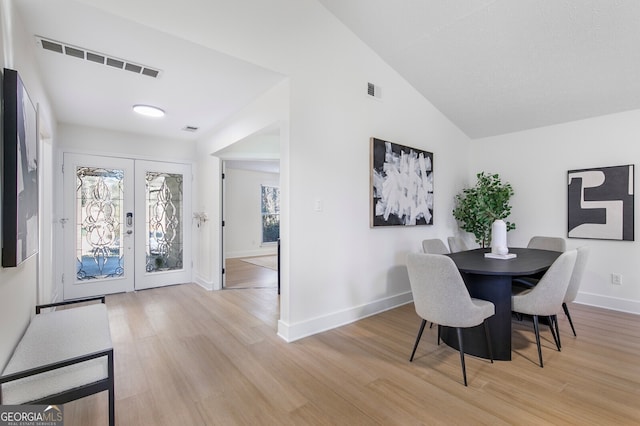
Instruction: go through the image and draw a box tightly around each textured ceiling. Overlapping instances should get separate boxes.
[318,0,640,138]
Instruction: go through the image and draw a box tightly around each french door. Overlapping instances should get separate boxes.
[62,153,191,299]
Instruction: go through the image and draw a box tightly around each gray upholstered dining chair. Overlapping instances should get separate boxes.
[513,236,567,288]
[419,239,450,330]
[514,246,589,339]
[447,236,470,253]
[407,253,495,386]
[422,239,450,254]
[511,249,577,367]
[527,236,566,252]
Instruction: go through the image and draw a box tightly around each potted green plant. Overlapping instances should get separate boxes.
[154,256,165,270]
[452,172,516,248]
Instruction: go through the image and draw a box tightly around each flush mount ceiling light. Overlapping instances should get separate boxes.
[133,104,165,118]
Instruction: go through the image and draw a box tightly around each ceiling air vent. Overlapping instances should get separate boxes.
[106,57,124,69]
[36,36,162,79]
[65,46,84,59]
[41,39,63,54]
[142,68,159,78]
[86,52,105,64]
[367,82,382,99]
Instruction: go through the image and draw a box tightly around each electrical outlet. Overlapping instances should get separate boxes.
[611,273,622,285]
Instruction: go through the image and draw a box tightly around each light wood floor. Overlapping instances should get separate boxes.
[64,284,640,425]
[224,257,278,289]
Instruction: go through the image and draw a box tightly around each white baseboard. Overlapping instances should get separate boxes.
[575,291,640,315]
[277,291,414,342]
[193,274,216,291]
[274,290,640,343]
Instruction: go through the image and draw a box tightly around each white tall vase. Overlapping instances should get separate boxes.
[491,219,508,255]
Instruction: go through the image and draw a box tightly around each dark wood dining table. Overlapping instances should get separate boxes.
[443,247,561,361]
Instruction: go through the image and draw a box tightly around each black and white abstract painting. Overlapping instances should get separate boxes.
[2,68,39,267]
[567,165,634,241]
[370,138,433,227]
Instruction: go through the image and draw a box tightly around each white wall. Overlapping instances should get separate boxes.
[57,124,197,163]
[0,0,57,368]
[185,0,472,340]
[471,110,640,314]
[224,167,279,258]
[54,124,198,293]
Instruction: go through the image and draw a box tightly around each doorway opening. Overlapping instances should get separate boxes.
[222,162,280,290]
[214,125,280,292]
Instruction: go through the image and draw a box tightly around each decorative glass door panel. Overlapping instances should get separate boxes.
[76,167,125,280]
[135,160,191,290]
[63,154,134,299]
[145,172,184,273]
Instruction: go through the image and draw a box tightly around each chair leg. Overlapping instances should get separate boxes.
[483,319,493,363]
[548,316,560,351]
[563,302,577,336]
[553,315,562,350]
[456,327,467,386]
[410,319,427,362]
[437,324,441,346]
[532,315,544,368]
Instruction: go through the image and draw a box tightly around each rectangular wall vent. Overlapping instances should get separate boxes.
[86,52,105,64]
[367,82,382,99]
[37,36,162,79]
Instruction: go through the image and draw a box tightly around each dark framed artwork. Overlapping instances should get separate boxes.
[2,68,39,267]
[567,165,634,241]
[370,137,433,227]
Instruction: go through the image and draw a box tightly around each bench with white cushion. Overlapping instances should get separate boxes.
[0,296,114,426]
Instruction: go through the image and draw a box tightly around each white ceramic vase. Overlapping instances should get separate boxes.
[491,219,508,255]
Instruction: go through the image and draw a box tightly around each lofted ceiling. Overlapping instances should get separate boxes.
[318,0,640,138]
[12,0,640,144]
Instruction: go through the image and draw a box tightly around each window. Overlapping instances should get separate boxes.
[261,185,280,244]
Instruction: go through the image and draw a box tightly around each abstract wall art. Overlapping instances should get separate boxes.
[370,137,433,227]
[2,68,39,267]
[567,165,634,241]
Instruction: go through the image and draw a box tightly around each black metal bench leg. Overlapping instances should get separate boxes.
[108,351,115,426]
